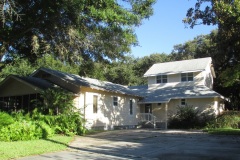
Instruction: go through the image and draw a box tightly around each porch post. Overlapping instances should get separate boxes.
[165,103,168,129]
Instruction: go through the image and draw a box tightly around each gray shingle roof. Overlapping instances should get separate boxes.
[129,85,222,103]
[144,57,212,77]
[15,76,54,90]
[33,68,142,97]
[0,75,54,91]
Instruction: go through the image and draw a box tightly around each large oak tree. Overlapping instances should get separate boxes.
[0,0,155,65]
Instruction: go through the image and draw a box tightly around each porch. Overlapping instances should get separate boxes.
[138,103,169,129]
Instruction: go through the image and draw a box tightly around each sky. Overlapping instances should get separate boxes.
[131,0,217,58]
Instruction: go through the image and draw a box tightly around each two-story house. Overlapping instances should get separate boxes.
[130,57,225,128]
[0,57,225,130]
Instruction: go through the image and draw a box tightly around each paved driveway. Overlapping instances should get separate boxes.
[19,129,240,160]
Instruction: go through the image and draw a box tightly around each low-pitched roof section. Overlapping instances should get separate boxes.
[31,68,143,98]
[129,85,224,104]
[144,57,213,77]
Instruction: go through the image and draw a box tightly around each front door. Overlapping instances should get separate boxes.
[145,104,152,113]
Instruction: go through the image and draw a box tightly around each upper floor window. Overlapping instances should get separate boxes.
[156,75,167,83]
[181,73,193,82]
[113,96,118,107]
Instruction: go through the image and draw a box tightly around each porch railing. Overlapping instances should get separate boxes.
[138,113,156,129]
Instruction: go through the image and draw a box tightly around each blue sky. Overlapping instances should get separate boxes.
[131,0,217,58]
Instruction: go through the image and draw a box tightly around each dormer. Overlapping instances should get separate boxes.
[144,57,216,89]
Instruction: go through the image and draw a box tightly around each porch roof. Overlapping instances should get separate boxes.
[129,85,224,104]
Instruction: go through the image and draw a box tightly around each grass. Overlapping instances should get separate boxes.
[204,128,240,135]
[0,135,74,160]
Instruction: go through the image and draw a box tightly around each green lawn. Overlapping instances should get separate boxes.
[205,128,240,135]
[0,135,74,160]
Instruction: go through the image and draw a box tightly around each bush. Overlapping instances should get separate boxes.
[206,111,240,129]
[0,120,42,141]
[53,113,86,136]
[168,105,213,129]
[0,112,14,129]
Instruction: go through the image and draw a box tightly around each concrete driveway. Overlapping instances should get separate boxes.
[19,129,240,160]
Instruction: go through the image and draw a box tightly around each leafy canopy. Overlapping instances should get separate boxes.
[0,0,156,65]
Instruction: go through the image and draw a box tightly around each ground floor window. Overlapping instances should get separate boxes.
[113,96,118,107]
[93,95,98,113]
[129,99,133,115]
[181,99,186,106]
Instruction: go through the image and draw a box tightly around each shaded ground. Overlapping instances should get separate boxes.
[19,129,240,160]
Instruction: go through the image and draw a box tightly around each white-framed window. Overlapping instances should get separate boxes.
[129,99,133,115]
[93,95,98,113]
[181,99,186,106]
[181,73,193,82]
[113,96,118,107]
[156,75,167,83]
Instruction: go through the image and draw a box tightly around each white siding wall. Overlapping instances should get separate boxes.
[203,63,214,89]
[74,87,139,130]
[150,97,223,123]
[147,71,207,88]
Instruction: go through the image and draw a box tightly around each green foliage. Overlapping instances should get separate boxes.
[168,105,213,129]
[204,128,240,135]
[36,121,54,139]
[0,0,155,67]
[53,113,86,136]
[0,112,14,129]
[183,0,240,110]
[37,88,75,115]
[206,111,240,129]
[0,120,43,141]
[0,54,79,81]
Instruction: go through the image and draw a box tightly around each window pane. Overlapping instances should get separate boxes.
[93,95,98,113]
[113,97,118,106]
[162,78,167,83]
[181,77,187,82]
[188,73,193,81]
[156,76,161,83]
[162,75,167,79]
[130,100,133,115]
[181,99,185,106]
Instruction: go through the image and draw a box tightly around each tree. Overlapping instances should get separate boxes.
[0,54,79,81]
[184,0,240,110]
[0,0,156,65]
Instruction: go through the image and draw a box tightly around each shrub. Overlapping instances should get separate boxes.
[168,105,213,129]
[206,111,240,129]
[0,112,14,129]
[53,113,86,136]
[0,120,42,141]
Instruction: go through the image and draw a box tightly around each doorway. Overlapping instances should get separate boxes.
[145,104,152,113]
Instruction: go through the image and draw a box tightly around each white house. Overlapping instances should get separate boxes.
[0,57,225,129]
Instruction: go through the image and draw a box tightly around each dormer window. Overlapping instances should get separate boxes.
[156,75,167,83]
[181,73,193,82]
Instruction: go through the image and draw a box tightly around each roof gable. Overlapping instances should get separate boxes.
[0,75,53,96]
[144,57,212,77]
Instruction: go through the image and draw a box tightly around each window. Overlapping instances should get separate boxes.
[156,75,167,83]
[181,73,193,82]
[129,99,133,115]
[93,95,98,113]
[113,96,118,107]
[181,99,186,106]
